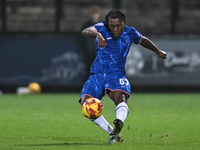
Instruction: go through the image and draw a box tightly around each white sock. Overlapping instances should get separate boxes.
[91,115,113,134]
[116,102,129,123]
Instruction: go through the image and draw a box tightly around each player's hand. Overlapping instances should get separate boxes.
[96,33,106,49]
[157,50,167,59]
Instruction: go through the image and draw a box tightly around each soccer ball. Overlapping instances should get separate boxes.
[28,82,41,94]
[82,98,104,119]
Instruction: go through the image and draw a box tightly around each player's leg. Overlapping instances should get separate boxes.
[107,90,129,143]
[108,90,129,123]
[79,73,113,135]
[105,72,130,143]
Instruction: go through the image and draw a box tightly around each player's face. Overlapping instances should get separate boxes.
[108,18,125,38]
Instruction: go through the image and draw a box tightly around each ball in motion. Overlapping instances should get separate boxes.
[82,98,104,119]
[28,82,41,94]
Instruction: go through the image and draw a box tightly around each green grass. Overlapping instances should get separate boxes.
[0,93,200,150]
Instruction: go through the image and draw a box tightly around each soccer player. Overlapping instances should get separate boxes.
[79,9,167,143]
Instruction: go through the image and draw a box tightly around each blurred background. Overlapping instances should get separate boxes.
[0,0,200,93]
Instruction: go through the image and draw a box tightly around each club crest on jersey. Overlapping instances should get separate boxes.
[125,38,131,44]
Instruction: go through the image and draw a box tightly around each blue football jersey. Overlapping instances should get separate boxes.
[90,21,142,74]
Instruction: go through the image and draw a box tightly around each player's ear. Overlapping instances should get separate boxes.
[123,19,126,25]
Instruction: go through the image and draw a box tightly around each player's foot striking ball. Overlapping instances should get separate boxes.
[82,98,104,119]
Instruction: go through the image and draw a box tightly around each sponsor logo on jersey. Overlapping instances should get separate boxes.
[107,37,112,40]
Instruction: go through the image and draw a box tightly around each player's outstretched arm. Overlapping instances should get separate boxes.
[140,36,167,59]
[82,27,106,49]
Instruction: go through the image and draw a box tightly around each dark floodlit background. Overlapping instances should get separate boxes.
[0,0,200,93]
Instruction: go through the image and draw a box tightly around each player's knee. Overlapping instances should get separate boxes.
[113,93,128,106]
[79,95,93,106]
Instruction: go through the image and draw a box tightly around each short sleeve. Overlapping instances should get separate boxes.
[129,27,142,44]
[93,22,104,33]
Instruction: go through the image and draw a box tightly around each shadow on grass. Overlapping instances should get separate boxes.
[17,142,105,146]
[14,136,109,147]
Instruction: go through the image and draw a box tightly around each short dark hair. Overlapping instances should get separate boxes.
[104,9,126,29]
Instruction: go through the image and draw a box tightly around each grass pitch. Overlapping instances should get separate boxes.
[0,93,200,150]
